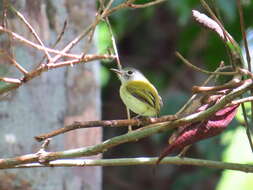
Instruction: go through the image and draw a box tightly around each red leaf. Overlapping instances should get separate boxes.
[157,104,239,164]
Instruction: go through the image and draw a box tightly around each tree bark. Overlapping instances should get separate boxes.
[0,1,101,190]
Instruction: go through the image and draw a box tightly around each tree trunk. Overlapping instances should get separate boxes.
[0,1,101,190]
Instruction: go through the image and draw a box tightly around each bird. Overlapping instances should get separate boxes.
[111,67,163,117]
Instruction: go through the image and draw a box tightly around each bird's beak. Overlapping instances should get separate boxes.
[110,68,123,75]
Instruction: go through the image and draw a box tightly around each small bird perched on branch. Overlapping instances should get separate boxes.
[111,67,163,130]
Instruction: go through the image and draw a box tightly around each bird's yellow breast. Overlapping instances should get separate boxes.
[119,80,161,116]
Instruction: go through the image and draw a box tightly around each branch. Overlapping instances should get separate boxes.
[192,80,243,93]
[30,79,253,160]
[0,78,252,169]
[0,51,28,75]
[0,0,165,96]
[230,96,253,106]
[0,77,21,84]
[35,115,177,141]
[127,0,166,8]
[0,54,115,95]
[49,0,137,63]
[10,157,253,173]
[46,54,116,69]
[9,6,52,61]
[175,52,238,76]
[0,26,80,59]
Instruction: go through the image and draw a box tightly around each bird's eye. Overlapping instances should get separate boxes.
[127,70,133,75]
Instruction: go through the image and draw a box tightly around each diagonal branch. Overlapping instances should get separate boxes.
[0,51,28,75]
[175,52,238,76]
[0,26,81,59]
[9,6,52,61]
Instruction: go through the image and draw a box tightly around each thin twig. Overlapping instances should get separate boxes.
[176,62,227,116]
[230,96,253,106]
[47,54,116,69]
[35,115,177,141]
[10,6,52,61]
[240,103,253,152]
[0,50,28,75]
[53,20,68,48]
[49,0,116,63]
[0,26,80,59]
[48,0,163,64]
[175,52,237,75]
[236,0,253,151]
[127,0,166,8]
[238,68,253,78]
[236,0,251,71]
[99,0,122,69]
[82,26,96,55]
[0,54,115,95]
[37,20,68,66]
[105,16,122,69]
[0,77,21,84]
[49,19,94,63]
[192,80,243,93]
[200,0,243,69]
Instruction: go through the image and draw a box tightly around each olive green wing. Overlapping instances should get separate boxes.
[125,80,162,113]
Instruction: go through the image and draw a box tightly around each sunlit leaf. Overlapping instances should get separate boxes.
[96,21,112,54]
[217,127,253,190]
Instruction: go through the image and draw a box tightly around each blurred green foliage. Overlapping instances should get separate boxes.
[236,101,251,123]
[96,21,113,55]
[217,127,253,190]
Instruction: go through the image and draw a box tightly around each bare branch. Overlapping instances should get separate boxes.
[236,0,251,70]
[176,51,237,75]
[35,115,177,141]
[127,0,166,8]
[176,62,228,116]
[0,78,251,169]
[105,18,122,70]
[10,6,52,61]
[47,54,116,69]
[0,77,21,84]
[0,54,115,95]
[10,157,253,173]
[230,96,253,105]
[240,103,253,151]
[0,26,80,59]
[192,80,243,94]
[0,50,28,75]
[31,79,252,162]
[53,20,67,48]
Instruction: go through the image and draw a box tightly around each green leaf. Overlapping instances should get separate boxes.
[217,127,253,190]
[96,21,112,54]
[236,103,251,123]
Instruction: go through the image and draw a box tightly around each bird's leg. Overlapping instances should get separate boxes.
[178,145,191,158]
[127,108,132,132]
